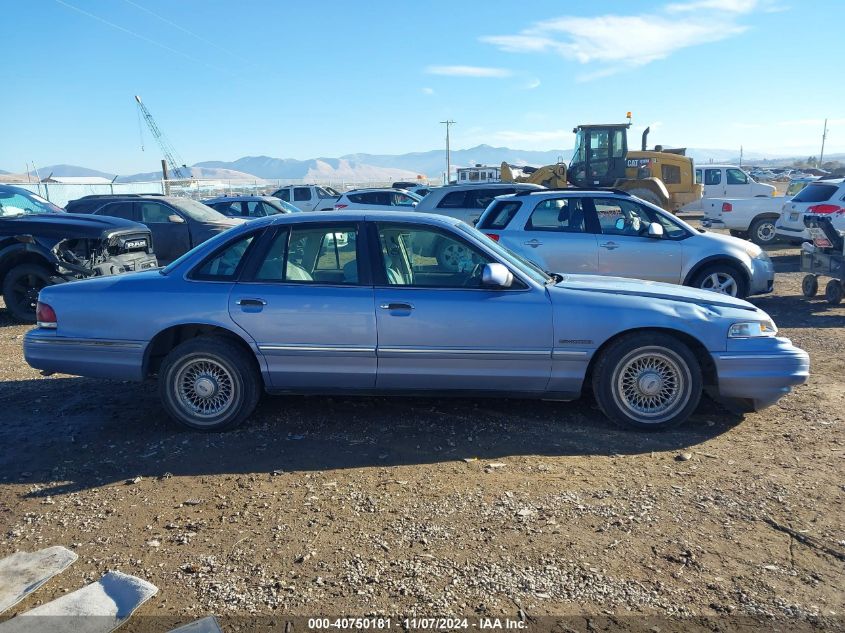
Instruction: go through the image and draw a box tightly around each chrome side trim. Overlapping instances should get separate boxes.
[259,345,375,353]
[552,350,589,359]
[27,338,144,350]
[717,354,805,361]
[379,347,549,356]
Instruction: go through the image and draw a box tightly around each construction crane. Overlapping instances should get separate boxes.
[134,95,188,180]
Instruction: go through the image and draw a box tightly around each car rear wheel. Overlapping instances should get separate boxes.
[749,217,778,246]
[691,264,748,298]
[2,263,53,323]
[592,332,702,431]
[159,336,261,431]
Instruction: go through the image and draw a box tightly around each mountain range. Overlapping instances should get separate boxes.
[3,145,842,183]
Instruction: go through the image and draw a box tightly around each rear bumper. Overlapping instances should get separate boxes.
[712,338,809,411]
[23,330,146,381]
[775,219,810,241]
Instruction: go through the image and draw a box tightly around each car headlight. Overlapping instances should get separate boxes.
[728,321,778,338]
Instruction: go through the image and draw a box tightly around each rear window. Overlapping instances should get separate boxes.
[437,191,467,208]
[792,183,839,204]
[477,200,522,229]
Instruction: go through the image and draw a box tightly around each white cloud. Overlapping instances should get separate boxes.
[522,77,542,90]
[421,87,435,95]
[424,65,512,78]
[481,0,775,79]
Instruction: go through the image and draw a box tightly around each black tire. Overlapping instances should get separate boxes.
[592,332,702,431]
[158,336,261,431]
[801,274,818,298]
[748,217,779,246]
[825,279,843,306]
[729,230,748,239]
[2,263,53,323]
[690,263,749,299]
[625,188,665,210]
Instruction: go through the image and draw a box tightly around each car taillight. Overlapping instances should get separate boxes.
[36,302,57,329]
[808,204,841,214]
[722,202,732,212]
[484,233,500,242]
[334,204,348,210]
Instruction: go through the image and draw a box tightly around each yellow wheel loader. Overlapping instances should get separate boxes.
[501,120,703,213]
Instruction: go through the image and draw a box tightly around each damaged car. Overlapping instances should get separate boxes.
[0,185,158,322]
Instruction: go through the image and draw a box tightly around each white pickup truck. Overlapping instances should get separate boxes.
[699,179,816,245]
[270,184,340,212]
[682,165,776,214]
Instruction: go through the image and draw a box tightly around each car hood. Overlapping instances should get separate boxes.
[0,213,150,239]
[553,274,759,312]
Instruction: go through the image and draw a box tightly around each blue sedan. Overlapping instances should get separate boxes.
[23,211,809,431]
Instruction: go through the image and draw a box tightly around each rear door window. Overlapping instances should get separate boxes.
[275,189,291,202]
[466,188,514,209]
[436,191,467,208]
[293,187,312,202]
[704,169,722,186]
[97,200,136,221]
[792,183,839,203]
[526,198,587,233]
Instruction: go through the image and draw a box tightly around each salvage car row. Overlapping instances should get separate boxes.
[1,183,810,433]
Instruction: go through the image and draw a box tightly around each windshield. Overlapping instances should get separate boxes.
[317,187,340,198]
[0,188,65,216]
[455,222,551,285]
[169,197,229,222]
[266,198,300,213]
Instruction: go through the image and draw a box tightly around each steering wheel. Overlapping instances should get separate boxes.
[462,263,484,287]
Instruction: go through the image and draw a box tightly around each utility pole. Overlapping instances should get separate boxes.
[440,120,455,184]
[739,145,743,168]
[820,118,828,166]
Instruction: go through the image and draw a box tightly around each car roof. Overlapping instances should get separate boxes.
[202,195,276,203]
[248,209,461,228]
[342,188,410,194]
[438,182,543,190]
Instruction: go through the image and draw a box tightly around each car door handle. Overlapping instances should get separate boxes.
[236,298,267,307]
[524,239,543,248]
[380,303,414,310]
[599,242,619,250]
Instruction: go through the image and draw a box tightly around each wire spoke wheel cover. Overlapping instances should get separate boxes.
[611,347,692,424]
[440,243,469,270]
[700,271,738,296]
[173,357,236,421]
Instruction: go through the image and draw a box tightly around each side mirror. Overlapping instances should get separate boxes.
[168,214,186,224]
[482,262,513,288]
[647,222,664,238]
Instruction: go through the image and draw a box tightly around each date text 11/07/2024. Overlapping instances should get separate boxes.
[307,617,527,630]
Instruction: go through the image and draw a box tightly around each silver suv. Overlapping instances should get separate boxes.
[415,183,544,224]
[477,189,774,298]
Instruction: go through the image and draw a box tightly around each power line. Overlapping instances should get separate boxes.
[122,0,253,66]
[53,0,232,75]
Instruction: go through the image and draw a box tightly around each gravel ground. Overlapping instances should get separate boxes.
[0,235,843,631]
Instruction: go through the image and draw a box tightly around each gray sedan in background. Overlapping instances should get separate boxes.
[477,189,775,299]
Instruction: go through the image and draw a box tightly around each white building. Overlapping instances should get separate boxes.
[456,164,500,183]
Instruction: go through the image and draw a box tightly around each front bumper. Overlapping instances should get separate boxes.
[748,255,775,295]
[711,337,809,411]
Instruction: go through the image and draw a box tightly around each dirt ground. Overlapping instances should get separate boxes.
[0,232,843,632]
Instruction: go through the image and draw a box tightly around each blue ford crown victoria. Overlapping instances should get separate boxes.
[24,211,809,431]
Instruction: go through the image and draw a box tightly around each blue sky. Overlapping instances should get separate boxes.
[2,0,843,174]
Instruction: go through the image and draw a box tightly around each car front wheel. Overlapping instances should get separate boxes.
[691,264,748,298]
[2,263,53,323]
[159,336,261,431]
[592,332,702,431]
